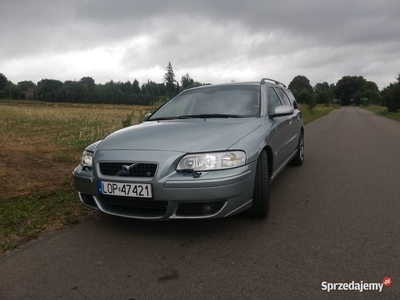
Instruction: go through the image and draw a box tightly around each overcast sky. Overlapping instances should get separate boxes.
[1,0,399,89]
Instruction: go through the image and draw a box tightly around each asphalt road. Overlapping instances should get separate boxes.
[1,106,400,300]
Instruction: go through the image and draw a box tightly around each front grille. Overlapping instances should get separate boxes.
[100,195,168,217]
[104,196,167,210]
[99,162,157,177]
[176,201,225,216]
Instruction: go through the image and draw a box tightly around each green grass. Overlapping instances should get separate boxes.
[299,104,338,124]
[0,104,151,151]
[0,99,47,105]
[0,187,90,252]
[0,101,161,253]
[361,105,400,121]
[0,102,150,252]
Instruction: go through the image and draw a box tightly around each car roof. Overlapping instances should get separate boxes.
[185,80,287,92]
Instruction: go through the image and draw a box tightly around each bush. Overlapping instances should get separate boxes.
[297,89,316,110]
[381,75,400,112]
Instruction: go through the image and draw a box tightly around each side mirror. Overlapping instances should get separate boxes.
[270,106,294,118]
[143,113,152,121]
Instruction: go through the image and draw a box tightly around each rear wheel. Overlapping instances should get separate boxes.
[290,131,304,166]
[247,150,269,218]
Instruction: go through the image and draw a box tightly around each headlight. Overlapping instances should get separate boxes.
[81,150,93,168]
[177,151,246,171]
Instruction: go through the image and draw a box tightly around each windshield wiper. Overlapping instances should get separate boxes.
[149,114,243,121]
[179,114,242,119]
[148,116,190,121]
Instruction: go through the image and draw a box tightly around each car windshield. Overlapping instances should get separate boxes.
[149,85,260,120]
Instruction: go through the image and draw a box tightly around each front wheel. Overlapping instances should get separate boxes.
[246,150,270,218]
[290,131,304,166]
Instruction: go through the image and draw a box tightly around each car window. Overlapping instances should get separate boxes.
[275,87,292,107]
[150,85,260,119]
[267,87,282,115]
[284,90,298,109]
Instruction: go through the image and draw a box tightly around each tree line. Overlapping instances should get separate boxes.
[285,74,399,112]
[0,63,399,112]
[0,62,204,106]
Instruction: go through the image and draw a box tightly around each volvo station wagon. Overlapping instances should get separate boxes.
[72,78,304,220]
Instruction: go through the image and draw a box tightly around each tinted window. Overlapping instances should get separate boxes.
[285,90,298,109]
[267,87,282,115]
[275,88,292,106]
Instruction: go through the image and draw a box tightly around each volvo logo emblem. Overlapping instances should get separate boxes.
[115,163,138,176]
[122,165,130,174]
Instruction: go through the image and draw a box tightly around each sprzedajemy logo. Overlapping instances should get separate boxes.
[321,277,392,293]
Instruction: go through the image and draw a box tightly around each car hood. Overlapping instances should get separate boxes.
[97,119,261,153]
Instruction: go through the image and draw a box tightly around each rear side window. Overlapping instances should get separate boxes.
[275,87,292,106]
[285,90,298,109]
[267,87,282,115]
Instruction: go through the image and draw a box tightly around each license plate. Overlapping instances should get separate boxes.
[98,181,152,198]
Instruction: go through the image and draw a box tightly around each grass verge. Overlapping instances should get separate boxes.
[299,104,338,124]
[360,105,400,121]
[0,187,91,252]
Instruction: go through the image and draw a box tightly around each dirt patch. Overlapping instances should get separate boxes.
[0,149,75,200]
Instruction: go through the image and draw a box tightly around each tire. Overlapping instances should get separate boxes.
[290,131,304,166]
[246,150,270,218]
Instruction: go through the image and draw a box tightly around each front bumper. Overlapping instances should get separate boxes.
[72,150,257,220]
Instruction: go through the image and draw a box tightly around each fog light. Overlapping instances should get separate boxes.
[202,204,212,214]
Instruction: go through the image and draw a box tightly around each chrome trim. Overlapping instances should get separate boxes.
[171,202,228,219]
[224,199,253,217]
[114,163,139,176]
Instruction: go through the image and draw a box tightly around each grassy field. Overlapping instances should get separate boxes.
[0,100,153,252]
[0,101,336,252]
[360,105,400,121]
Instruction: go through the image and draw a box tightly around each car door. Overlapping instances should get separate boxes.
[275,87,300,156]
[266,86,291,174]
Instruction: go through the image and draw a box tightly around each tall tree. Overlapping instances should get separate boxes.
[0,73,8,92]
[314,81,335,104]
[17,80,36,91]
[142,80,160,96]
[37,79,64,101]
[79,76,95,86]
[164,62,176,96]
[18,80,36,100]
[288,75,313,95]
[64,80,85,103]
[79,76,95,93]
[381,74,400,112]
[355,81,380,105]
[181,73,195,89]
[335,75,366,106]
[132,79,141,94]
[314,82,329,94]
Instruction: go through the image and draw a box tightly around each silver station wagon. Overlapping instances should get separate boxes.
[72,78,304,220]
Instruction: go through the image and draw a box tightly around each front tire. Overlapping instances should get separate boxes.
[247,150,270,218]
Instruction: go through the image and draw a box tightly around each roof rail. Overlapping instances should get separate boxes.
[260,78,286,88]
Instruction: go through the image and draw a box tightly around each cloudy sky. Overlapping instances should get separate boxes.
[1,0,399,89]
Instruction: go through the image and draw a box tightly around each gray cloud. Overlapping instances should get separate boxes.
[0,0,399,88]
